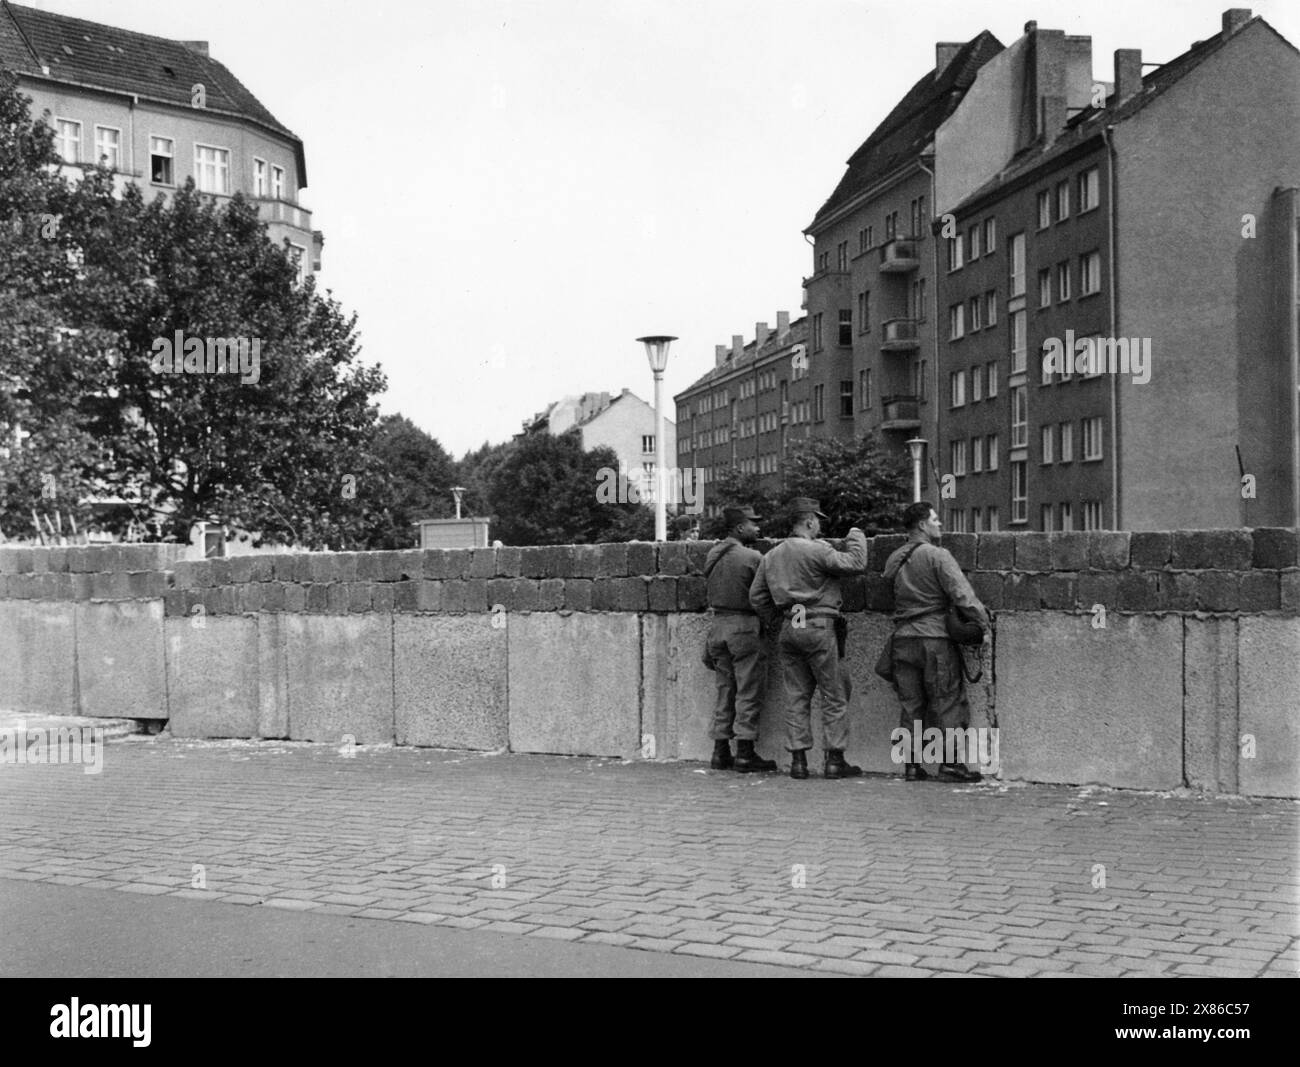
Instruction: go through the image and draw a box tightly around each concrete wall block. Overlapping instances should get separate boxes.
[1251,528,1299,569]
[1157,571,1198,612]
[308,554,337,584]
[1281,571,1300,614]
[597,543,629,577]
[686,541,712,575]
[863,575,894,612]
[1048,532,1089,571]
[496,546,523,578]
[1171,529,1252,570]
[1014,532,1051,571]
[395,615,507,751]
[395,550,424,581]
[284,613,394,743]
[538,578,566,611]
[998,613,1183,788]
[657,543,690,576]
[257,613,289,738]
[647,576,677,612]
[564,579,593,612]
[614,576,649,612]
[439,580,467,613]
[355,552,381,581]
[1238,572,1280,612]
[1115,571,1160,612]
[945,532,977,570]
[392,580,419,612]
[591,579,617,611]
[262,582,287,612]
[571,545,601,578]
[975,532,1014,570]
[271,555,300,582]
[420,549,449,580]
[0,601,76,715]
[626,542,657,576]
[334,553,359,582]
[676,575,707,612]
[29,550,50,574]
[0,547,24,574]
[241,583,267,614]
[230,555,255,583]
[1130,531,1171,569]
[1077,572,1118,612]
[75,600,167,719]
[163,589,188,617]
[508,579,539,612]
[68,547,96,573]
[1184,617,1237,794]
[1039,573,1078,610]
[508,613,640,757]
[305,584,329,613]
[870,534,907,572]
[486,578,511,611]
[469,547,497,578]
[371,584,395,614]
[520,546,572,578]
[462,578,489,613]
[1197,572,1239,612]
[48,547,70,573]
[283,584,307,613]
[165,616,259,738]
[208,558,232,585]
[969,573,1004,610]
[445,550,473,579]
[1238,617,1300,798]
[841,575,866,613]
[1004,573,1041,610]
[347,582,373,613]
[1088,531,1130,570]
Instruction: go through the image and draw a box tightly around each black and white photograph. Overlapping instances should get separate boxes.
[0,0,1297,1024]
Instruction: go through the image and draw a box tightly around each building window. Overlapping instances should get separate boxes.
[1010,309,1027,374]
[838,309,852,346]
[1060,502,1073,530]
[915,359,928,401]
[837,241,848,270]
[1037,190,1052,230]
[1060,421,1073,462]
[840,381,853,418]
[1040,503,1055,531]
[818,251,829,272]
[987,362,999,399]
[56,119,81,163]
[885,210,900,239]
[972,507,982,531]
[968,224,981,260]
[812,313,823,353]
[1041,424,1054,464]
[1009,233,1026,297]
[968,296,981,332]
[1079,166,1100,213]
[1040,341,1054,386]
[947,233,963,271]
[1056,180,1070,221]
[858,291,871,333]
[272,165,285,200]
[194,144,231,194]
[859,369,871,409]
[149,136,174,184]
[254,158,268,196]
[947,508,968,533]
[1038,267,1052,308]
[813,384,824,422]
[950,370,966,408]
[987,506,1000,531]
[972,436,984,471]
[288,242,307,285]
[1057,260,1071,301]
[951,439,967,477]
[94,126,121,169]
[641,435,655,454]
[1081,250,1102,295]
[917,278,926,321]
[1083,500,1104,530]
[948,303,965,340]
[983,217,996,253]
[1011,385,1027,448]
[1011,460,1028,523]
[1082,415,1104,460]
[911,196,926,237]
[971,364,983,403]
[985,290,997,327]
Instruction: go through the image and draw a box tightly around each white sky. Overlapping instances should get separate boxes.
[23,0,1300,456]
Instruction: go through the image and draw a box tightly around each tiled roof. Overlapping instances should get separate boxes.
[676,316,809,398]
[808,30,1005,231]
[0,1,298,142]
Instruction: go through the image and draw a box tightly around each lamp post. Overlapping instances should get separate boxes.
[450,486,466,520]
[637,335,676,541]
[906,437,926,503]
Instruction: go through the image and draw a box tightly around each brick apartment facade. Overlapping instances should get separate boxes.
[0,0,322,277]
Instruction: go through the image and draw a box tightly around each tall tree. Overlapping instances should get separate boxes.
[358,414,458,549]
[781,433,911,536]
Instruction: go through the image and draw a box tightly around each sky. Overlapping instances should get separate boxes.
[20,0,1300,457]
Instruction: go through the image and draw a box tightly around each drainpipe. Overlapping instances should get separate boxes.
[917,157,938,486]
[1103,125,1120,530]
[130,94,137,181]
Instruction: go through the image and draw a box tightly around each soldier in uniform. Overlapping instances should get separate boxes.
[882,500,988,782]
[702,506,778,773]
[749,498,868,780]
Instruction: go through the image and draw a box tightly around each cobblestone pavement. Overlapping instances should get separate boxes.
[1,735,1296,977]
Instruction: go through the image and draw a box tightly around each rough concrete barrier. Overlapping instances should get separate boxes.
[0,529,1296,797]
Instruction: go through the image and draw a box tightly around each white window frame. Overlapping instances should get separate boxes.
[1060,421,1074,463]
[1037,190,1051,230]
[1041,424,1054,464]
[272,165,285,200]
[1011,460,1028,524]
[950,370,966,408]
[968,296,982,332]
[254,157,268,196]
[987,434,999,471]
[1011,384,1027,448]
[94,125,121,170]
[55,118,81,164]
[987,362,999,399]
[971,364,983,403]
[985,290,997,327]
[288,241,307,285]
[1083,416,1104,461]
[983,218,996,253]
[1081,250,1102,295]
[951,439,967,477]
[972,436,984,472]
[1083,500,1104,531]
[1057,261,1071,301]
[194,143,231,194]
[1056,180,1070,221]
[1060,501,1074,530]
[949,303,964,341]
[1009,233,1026,297]
[1079,166,1100,213]
[1011,309,1027,374]
[987,506,1000,532]
[1038,267,1052,309]
[149,135,174,185]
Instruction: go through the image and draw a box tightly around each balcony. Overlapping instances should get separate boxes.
[879,394,921,431]
[878,237,920,273]
[881,318,920,352]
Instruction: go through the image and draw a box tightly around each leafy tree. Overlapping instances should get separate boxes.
[781,433,910,536]
[354,414,457,549]
[700,467,783,539]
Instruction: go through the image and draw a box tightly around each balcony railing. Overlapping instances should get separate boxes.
[881,318,920,351]
[878,237,921,273]
[879,395,921,430]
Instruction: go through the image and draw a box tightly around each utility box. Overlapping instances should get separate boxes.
[414,517,491,549]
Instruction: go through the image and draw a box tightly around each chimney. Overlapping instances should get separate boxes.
[776,310,790,337]
[1040,95,1067,139]
[755,322,769,349]
[1222,9,1251,38]
[1113,49,1142,105]
[935,42,963,73]
[715,344,729,367]
[1024,20,1038,34]
[182,40,210,56]
[731,334,744,360]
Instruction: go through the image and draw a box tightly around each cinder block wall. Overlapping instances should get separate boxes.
[0,530,1296,798]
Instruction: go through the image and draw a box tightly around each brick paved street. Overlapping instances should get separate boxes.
[1,735,1296,977]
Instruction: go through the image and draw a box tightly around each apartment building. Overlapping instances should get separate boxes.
[934,10,1300,532]
[673,314,807,517]
[0,0,321,278]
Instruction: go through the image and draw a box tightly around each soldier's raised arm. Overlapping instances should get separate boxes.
[814,527,868,575]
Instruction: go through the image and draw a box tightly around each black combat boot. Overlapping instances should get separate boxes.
[824,748,863,779]
[711,739,734,770]
[937,763,981,783]
[734,739,777,773]
[903,762,930,781]
[789,749,809,780]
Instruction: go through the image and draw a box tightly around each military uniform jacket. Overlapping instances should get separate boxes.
[882,534,988,639]
[748,530,867,627]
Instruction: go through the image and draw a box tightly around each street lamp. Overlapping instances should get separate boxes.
[450,486,466,520]
[906,437,926,503]
[637,335,676,541]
